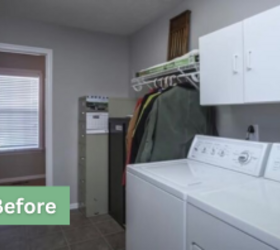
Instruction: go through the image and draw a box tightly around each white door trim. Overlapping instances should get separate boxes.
[0,43,53,186]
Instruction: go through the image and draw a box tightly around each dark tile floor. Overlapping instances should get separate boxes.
[0,210,125,250]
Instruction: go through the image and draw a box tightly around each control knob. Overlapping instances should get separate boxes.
[238,151,251,165]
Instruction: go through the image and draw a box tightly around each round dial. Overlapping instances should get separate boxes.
[238,151,251,165]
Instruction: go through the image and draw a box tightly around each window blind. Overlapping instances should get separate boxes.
[0,74,40,152]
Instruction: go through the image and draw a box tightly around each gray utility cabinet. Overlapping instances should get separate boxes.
[78,96,109,217]
[78,96,136,217]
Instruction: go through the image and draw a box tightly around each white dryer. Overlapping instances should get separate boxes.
[187,143,280,250]
[126,135,270,250]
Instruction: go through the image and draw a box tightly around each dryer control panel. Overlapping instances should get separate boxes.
[265,144,280,182]
[188,135,270,177]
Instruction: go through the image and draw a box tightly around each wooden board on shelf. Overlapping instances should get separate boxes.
[168,10,191,61]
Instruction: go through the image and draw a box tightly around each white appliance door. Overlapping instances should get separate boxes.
[200,22,244,105]
[126,173,186,250]
[188,204,275,250]
[244,6,280,103]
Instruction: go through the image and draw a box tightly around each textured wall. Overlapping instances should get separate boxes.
[130,0,280,142]
[0,17,130,203]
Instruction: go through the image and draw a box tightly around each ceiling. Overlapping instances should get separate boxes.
[0,0,183,35]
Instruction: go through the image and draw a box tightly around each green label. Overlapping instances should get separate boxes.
[0,187,70,225]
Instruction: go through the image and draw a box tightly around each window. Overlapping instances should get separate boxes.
[0,73,41,152]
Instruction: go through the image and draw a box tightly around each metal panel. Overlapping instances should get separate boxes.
[85,134,108,217]
[79,110,86,122]
[109,98,136,117]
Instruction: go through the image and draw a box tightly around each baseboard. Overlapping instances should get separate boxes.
[70,203,79,210]
[0,174,46,184]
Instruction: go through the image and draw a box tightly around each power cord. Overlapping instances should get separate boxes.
[246,125,255,140]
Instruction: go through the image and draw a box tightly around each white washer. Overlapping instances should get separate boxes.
[187,143,280,250]
[126,135,270,250]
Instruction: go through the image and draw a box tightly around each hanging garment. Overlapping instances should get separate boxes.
[134,90,156,125]
[126,91,152,164]
[129,91,161,164]
[133,92,161,136]
[123,91,160,185]
[126,98,143,161]
[122,101,142,186]
[135,85,217,163]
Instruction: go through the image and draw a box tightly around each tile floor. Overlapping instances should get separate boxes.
[0,210,125,250]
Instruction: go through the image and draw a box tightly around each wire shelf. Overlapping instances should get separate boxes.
[131,62,200,92]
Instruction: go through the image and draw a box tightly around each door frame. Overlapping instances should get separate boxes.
[0,43,53,186]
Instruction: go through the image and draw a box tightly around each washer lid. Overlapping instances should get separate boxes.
[128,160,202,190]
[127,159,257,200]
[188,179,280,249]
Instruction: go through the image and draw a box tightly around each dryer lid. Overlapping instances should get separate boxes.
[188,179,280,250]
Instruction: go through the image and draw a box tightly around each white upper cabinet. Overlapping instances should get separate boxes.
[244,6,280,103]
[200,23,244,105]
[200,5,280,106]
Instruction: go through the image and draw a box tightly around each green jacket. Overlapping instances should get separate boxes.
[136,86,216,163]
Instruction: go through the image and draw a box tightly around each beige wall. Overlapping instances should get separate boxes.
[0,52,46,180]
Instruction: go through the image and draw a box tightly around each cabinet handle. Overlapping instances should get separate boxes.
[233,55,238,74]
[247,51,252,70]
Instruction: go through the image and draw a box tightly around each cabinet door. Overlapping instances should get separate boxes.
[200,22,244,105]
[244,6,280,103]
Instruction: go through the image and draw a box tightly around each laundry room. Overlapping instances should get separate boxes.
[0,0,280,250]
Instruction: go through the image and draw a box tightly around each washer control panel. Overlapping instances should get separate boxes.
[188,135,270,177]
[265,144,280,182]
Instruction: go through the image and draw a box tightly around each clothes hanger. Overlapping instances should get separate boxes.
[160,78,164,89]
[164,77,169,89]
[153,78,158,89]
[169,75,177,86]
[186,73,200,90]
[147,82,153,90]
[133,79,143,92]
[176,74,182,84]
[178,68,200,90]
